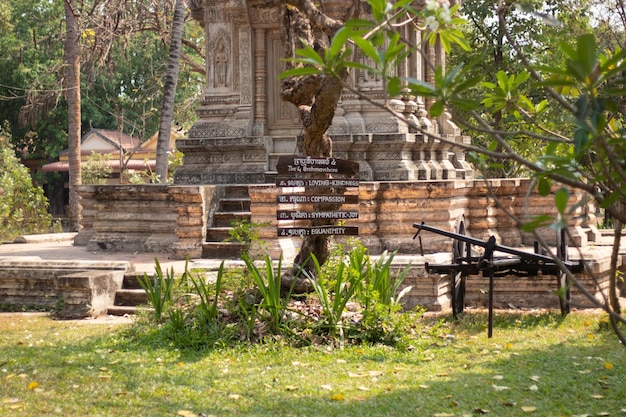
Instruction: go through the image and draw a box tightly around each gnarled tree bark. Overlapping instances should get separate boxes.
[274,0,361,289]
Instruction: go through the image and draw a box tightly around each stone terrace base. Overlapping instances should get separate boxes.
[0,259,130,318]
[0,252,617,318]
[76,179,597,261]
[75,184,221,259]
[248,179,596,259]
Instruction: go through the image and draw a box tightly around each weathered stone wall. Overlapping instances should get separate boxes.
[248,178,593,258]
[0,259,130,318]
[75,179,592,262]
[75,185,218,259]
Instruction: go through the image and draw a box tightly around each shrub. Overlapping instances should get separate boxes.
[0,135,53,241]
[82,151,112,184]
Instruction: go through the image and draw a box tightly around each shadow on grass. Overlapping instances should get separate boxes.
[225,335,623,416]
[2,313,622,416]
[446,310,569,335]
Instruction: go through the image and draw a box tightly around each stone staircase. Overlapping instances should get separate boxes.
[106,272,151,316]
[202,185,252,259]
[106,185,255,316]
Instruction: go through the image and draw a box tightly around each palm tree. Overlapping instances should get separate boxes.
[155,0,187,183]
[64,0,81,230]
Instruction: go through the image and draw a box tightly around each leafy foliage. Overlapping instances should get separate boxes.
[81,151,112,184]
[137,258,177,322]
[0,0,204,162]
[0,134,52,241]
[306,253,360,338]
[241,254,296,334]
[277,0,626,340]
[139,240,421,349]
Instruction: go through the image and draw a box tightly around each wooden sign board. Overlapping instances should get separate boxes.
[277,210,359,221]
[276,194,359,204]
[278,226,359,237]
[276,155,359,176]
[276,178,359,188]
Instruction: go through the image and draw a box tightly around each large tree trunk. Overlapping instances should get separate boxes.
[287,72,347,275]
[155,0,186,183]
[64,0,81,231]
[277,1,357,289]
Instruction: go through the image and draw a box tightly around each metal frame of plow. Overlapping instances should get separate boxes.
[412,221,585,337]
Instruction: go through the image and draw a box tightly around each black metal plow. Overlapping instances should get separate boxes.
[412,220,585,337]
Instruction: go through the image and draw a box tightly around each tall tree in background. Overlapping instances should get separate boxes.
[0,0,204,175]
[155,0,186,182]
[64,0,81,231]
[448,0,593,178]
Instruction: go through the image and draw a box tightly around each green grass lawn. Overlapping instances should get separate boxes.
[0,311,624,416]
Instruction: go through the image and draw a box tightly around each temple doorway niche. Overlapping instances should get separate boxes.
[266,31,300,155]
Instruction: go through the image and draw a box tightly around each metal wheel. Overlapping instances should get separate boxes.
[557,227,571,315]
[451,217,468,318]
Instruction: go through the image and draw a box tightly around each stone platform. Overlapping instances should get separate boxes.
[1,236,623,317]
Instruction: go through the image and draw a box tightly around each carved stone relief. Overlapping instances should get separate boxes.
[239,28,252,104]
[207,29,232,89]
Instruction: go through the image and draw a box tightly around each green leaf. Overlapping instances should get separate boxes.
[353,36,382,66]
[279,66,322,79]
[367,0,388,22]
[405,78,437,96]
[344,18,376,29]
[294,44,324,65]
[601,86,626,97]
[496,71,509,90]
[573,128,589,156]
[344,61,377,72]
[391,0,415,10]
[555,187,569,215]
[384,34,407,65]
[439,32,451,53]
[538,177,552,196]
[521,215,553,232]
[429,100,445,117]
[388,76,402,97]
[600,191,621,208]
[329,26,354,61]
[559,39,577,60]
[576,34,597,75]
[452,74,482,93]
[449,97,479,111]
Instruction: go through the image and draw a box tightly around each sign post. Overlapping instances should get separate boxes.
[275,155,359,237]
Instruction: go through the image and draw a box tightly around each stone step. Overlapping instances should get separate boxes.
[212,211,252,227]
[206,227,232,242]
[222,185,251,199]
[202,241,249,259]
[219,198,251,212]
[106,305,152,316]
[121,273,154,290]
[202,185,253,259]
[264,170,278,183]
[114,288,148,306]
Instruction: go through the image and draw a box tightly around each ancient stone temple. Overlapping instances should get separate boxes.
[175,0,474,184]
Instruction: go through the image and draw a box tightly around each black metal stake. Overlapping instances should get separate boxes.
[488,265,494,338]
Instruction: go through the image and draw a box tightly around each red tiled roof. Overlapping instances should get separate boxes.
[89,129,141,150]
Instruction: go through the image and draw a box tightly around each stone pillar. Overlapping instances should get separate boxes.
[252,27,267,136]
